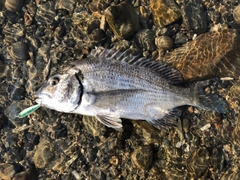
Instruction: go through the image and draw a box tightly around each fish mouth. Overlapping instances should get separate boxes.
[34,91,52,103]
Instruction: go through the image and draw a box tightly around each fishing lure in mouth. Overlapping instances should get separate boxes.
[18,104,41,118]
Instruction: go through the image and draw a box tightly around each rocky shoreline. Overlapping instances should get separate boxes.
[1,0,240,179]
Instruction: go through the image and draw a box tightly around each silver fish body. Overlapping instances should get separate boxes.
[35,48,228,130]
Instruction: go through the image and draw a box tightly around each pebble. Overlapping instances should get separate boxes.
[0,163,17,180]
[33,138,55,169]
[4,101,29,127]
[35,1,56,25]
[55,0,76,14]
[104,1,140,39]
[136,29,156,51]
[131,145,153,170]
[233,5,240,24]
[155,35,173,51]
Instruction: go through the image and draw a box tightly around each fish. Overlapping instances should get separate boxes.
[35,47,229,131]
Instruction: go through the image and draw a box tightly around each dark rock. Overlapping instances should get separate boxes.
[2,22,24,42]
[186,147,210,179]
[55,0,76,14]
[4,101,29,127]
[104,1,140,39]
[35,1,56,25]
[181,0,208,34]
[174,32,188,45]
[136,29,156,51]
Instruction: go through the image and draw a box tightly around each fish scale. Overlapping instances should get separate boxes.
[35,48,229,130]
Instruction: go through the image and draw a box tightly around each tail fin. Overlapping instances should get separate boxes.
[191,79,229,113]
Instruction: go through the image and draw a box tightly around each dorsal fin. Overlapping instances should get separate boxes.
[89,47,183,84]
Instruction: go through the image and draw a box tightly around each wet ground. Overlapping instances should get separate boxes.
[1,0,240,179]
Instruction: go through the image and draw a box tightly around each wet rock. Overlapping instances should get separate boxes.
[211,147,225,174]
[136,29,156,51]
[150,0,181,27]
[233,5,240,24]
[24,12,33,26]
[35,1,56,25]
[0,163,17,180]
[33,138,55,169]
[133,121,163,145]
[164,29,240,82]
[174,32,188,45]
[138,5,150,28]
[8,42,30,61]
[7,79,26,100]
[4,101,29,127]
[131,145,153,170]
[2,22,24,42]
[181,0,207,34]
[55,0,76,14]
[82,116,106,137]
[104,1,140,39]
[0,60,10,78]
[5,0,24,12]
[85,147,98,162]
[72,11,100,40]
[87,28,107,47]
[89,0,109,18]
[155,35,173,52]
[89,166,106,180]
[221,165,240,180]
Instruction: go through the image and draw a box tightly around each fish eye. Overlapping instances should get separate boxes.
[50,77,60,86]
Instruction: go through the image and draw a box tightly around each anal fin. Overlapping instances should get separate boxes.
[95,113,123,131]
[147,108,182,130]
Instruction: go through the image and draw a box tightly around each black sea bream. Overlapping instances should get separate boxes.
[35,48,228,130]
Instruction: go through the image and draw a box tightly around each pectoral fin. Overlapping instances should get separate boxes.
[95,114,123,131]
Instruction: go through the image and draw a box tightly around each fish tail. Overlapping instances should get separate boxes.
[191,79,229,113]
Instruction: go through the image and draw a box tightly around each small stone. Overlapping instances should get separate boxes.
[104,1,140,39]
[200,123,211,131]
[4,101,29,127]
[155,35,173,51]
[136,29,156,51]
[174,32,188,44]
[181,0,207,34]
[131,145,153,170]
[0,163,16,180]
[55,0,76,14]
[33,138,55,169]
[35,1,56,25]
[0,60,9,78]
[150,0,181,27]
[12,171,27,180]
[233,5,240,24]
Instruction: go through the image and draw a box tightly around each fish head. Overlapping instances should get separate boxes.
[35,73,82,112]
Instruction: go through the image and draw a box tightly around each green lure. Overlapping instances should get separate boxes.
[18,104,41,118]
